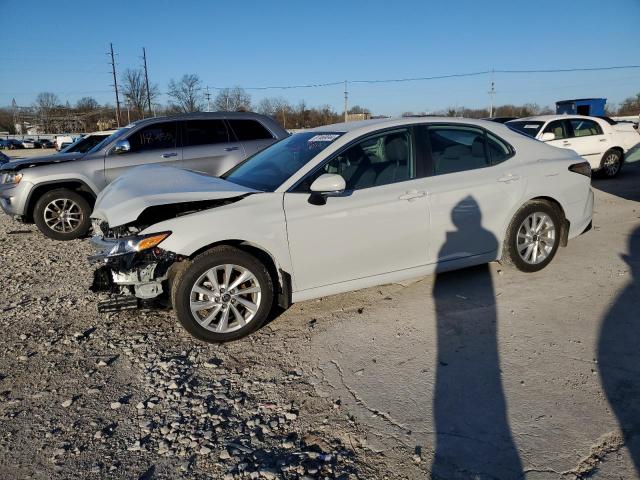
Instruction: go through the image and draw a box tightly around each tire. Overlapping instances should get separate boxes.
[172,246,274,343]
[501,200,563,273]
[33,188,92,240]
[598,149,622,178]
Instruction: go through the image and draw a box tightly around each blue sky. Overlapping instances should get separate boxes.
[1,0,639,116]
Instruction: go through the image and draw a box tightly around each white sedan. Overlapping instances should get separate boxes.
[90,117,593,342]
[507,115,640,178]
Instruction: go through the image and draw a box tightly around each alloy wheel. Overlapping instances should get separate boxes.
[516,212,556,265]
[603,153,620,177]
[189,264,262,333]
[43,198,83,233]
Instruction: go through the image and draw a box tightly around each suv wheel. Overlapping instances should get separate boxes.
[33,188,91,240]
[501,200,563,272]
[172,246,274,343]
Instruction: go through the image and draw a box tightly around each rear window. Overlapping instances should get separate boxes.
[228,119,273,141]
[507,121,545,138]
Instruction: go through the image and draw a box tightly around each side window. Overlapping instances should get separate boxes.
[183,120,229,147]
[297,129,414,191]
[543,120,568,140]
[569,119,603,137]
[127,122,176,152]
[486,133,512,164]
[429,126,489,175]
[228,119,273,141]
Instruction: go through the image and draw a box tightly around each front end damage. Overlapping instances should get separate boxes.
[89,223,183,312]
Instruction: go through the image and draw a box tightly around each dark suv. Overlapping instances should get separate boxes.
[0,112,288,240]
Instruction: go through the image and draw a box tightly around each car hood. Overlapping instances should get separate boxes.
[92,164,259,228]
[0,152,84,171]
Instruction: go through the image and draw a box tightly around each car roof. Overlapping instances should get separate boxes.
[509,114,601,122]
[307,116,508,136]
[126,111,276,128]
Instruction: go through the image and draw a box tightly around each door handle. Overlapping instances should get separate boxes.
[161,152,177,158]
[562,141,571,145]
[224,146,239,152]
[398,190,427,201]
[599,138,607,142]
[497,174,520,183]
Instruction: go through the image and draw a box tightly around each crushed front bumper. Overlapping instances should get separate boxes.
[88,235,182,311]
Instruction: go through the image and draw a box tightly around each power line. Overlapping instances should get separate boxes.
[3,64,639,98]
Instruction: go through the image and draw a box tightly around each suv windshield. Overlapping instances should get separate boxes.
[87,127,130,154]
[507,121,545,138]
[61,134,109,154]
[223,132,343,191]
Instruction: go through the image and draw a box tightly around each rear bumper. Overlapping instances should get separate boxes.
[567,187,594,240]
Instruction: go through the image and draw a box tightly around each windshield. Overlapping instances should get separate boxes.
[223,132,344,191]
[87,127,130,154]
[506,121,545,138]
[60,134,109,154]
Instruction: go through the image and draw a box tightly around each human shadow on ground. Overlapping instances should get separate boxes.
[598,224,640,472]
[431,196,523,479]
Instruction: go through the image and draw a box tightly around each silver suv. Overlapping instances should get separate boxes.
[0,112,288,240]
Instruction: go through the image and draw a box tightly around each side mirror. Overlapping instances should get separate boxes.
[114,139,131,154]
[310,173,346,193]
[540,132,556,142]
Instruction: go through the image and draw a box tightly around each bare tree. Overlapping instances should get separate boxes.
[168,74,204,113]
[214,86,251,112]
[121,69,159,120]
[35,92,59,111]
[76,97,100,112]
[34,92,60,132]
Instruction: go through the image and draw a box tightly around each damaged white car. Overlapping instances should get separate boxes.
[90,117,593,342]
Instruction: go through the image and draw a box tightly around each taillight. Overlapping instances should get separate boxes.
[569,162,591,178]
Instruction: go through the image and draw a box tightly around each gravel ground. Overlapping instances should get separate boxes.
[0,217,419,478]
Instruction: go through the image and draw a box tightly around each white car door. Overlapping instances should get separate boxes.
[565,118,608,168]
[420,125,524,263]
[283,128,430,292]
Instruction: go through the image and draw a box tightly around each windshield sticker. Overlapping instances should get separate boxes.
[308,134,340,143]
[524,124,539,128]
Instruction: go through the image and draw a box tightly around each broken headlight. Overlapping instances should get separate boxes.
[107,231,171,257]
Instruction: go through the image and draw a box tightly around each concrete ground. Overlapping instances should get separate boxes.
[1,146,640,479]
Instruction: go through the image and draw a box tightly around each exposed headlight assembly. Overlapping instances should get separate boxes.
[2,172,22,184]
[108,232,171,257]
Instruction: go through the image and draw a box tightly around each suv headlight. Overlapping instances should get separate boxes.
[108,232,171,257]
[2,172,23,185]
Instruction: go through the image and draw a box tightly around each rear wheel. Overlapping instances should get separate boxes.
[172,246,274,343]
[501,201,563,272]
[599,149,622,178]
[33,188,91,240]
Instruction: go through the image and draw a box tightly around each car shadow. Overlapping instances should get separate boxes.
[592,161,640,202]
[598,224,640,472]
[431,196,523,479]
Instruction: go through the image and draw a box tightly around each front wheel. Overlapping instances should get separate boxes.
[33,188,92,240]
[599,149,622,178]
[501,201,563,272]
[172,246,274,343]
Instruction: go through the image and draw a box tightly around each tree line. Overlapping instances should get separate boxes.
[0,69,638,134]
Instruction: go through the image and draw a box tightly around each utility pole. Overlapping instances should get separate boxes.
[488,70,496,118]
[142,47,152,117]
[204,86,212,112]
[344,80,348,123]
[108,43,122,127]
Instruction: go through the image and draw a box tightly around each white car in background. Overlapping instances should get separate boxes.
[507,115,640,178]
[90,117,593,343]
